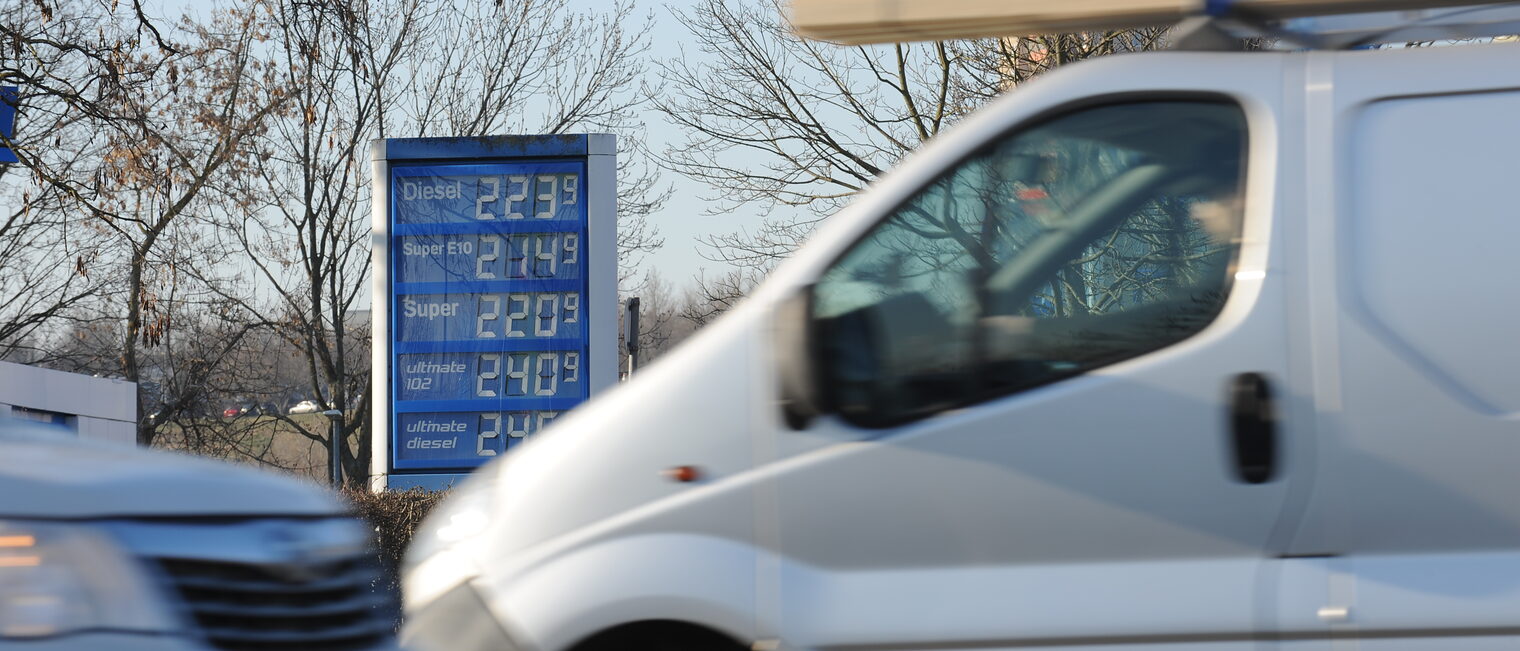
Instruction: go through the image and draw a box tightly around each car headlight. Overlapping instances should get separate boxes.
[403,582,524,651]
[402,470,498,611]
[0,520,178,639]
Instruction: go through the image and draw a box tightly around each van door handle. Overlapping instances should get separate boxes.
[1228,372,1277,484]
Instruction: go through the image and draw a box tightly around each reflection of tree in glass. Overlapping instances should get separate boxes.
[834,128,1174,322]
[813,102,1247,426]
[1027,195,1230,320]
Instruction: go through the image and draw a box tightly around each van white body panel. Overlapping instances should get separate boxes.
[404,42,1520,651]
[1275,43,1520,647]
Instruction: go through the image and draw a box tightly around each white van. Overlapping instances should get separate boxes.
[401,2,1520,650]
[0,421,398,651]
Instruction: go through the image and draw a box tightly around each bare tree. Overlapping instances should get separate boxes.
[948,32,1167,108]
[617,268,702,372]
[678,267,763,328]
[400,0,666,278]
[655,0,959,268]
[655,0,1168,315]
[212,0,662,484]
[202,0,426,483]
[0,2,285,446]
[0,0,666,478]
[0,0,155,360]
[0,172,107,359]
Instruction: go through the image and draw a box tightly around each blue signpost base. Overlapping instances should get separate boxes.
[386,473,468,491]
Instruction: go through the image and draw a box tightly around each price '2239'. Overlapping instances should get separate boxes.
[475,174,578,221]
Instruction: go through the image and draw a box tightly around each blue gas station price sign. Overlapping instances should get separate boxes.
[373,136,616,487]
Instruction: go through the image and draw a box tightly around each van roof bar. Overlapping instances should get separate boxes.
[1273,5,1520,48]
[789,0,1520,45]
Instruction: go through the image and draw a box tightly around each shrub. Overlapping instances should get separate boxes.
[341,487,450,599]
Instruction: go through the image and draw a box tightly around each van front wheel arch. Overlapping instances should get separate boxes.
[569,620,748,651]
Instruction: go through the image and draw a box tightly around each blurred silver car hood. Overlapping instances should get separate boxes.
[0,424,345,519]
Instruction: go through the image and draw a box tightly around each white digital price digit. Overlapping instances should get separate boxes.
[476,177,499,221]
[562,293,579,324]
[506,353,530,396]
[506,412,530,438]
[562,174,578,205]
[563,351,580,383]
[534,294,560,336]
[562,233,579,265]
[535,175,558,219]
[476,234,500,279]
[534,234,558,278]
[507,235,528,278]
[536,411,560,433]
[506,176,529,220]
[476,353,500,397]
[476,295,500,338]
[534,352,559,396]
[477,413,500,456]
[506,294,529,338]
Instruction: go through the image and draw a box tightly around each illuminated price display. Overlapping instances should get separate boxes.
[396,232,583,283]
[396,292,584,341]
[374,135,616,485]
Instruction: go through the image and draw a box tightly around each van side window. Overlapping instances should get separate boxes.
[812,101,1248,427]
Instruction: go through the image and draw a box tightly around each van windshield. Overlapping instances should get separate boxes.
[812,101,1248,427]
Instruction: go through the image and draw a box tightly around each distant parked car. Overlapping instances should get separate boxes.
[288,400,323,415]
[222,407,240,418]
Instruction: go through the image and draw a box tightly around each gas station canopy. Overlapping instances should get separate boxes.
[788,0,1517,44]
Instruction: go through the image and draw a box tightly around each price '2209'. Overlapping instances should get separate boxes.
[476,292,580,338]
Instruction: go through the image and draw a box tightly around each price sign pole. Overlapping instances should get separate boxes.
[370,135,617,491]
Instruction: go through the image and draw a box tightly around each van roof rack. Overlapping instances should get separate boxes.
[789,0,1520,48]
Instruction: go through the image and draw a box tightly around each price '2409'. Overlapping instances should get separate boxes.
[473,351,581,398]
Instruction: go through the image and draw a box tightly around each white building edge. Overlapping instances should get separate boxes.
[0,360,136,444]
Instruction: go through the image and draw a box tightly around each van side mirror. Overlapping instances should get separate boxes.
[775,284,823,430]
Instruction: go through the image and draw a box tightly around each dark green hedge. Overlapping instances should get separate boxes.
[341,487,450,598]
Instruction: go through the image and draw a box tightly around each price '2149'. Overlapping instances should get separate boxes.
[473,232,578,280]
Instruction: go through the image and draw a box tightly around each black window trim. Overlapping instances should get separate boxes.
[804,91,1255,431]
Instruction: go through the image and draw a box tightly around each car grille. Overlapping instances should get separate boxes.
[106,517,394,651]
[155,556,391,651]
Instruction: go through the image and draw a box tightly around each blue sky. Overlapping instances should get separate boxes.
[618,0,776,288]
